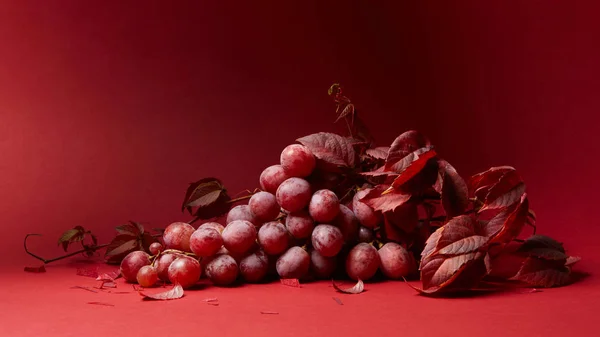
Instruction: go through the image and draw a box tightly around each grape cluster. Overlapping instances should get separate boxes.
[120,144,416,289]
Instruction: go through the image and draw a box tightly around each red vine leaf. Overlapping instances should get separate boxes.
[115,222,144,236]
[280,279,301,287]
[469,166,515,196]
[24,265,46,273]
[566,256,582,266]
[332,279,364,294]
[57,226,86,252]
[418,252,487,294]
[386,130,431,165]
[487,194,532,244]
[297,132,357,168]
[384,148,437,192]
[478,169,525,212]
[96,270,121,282]
[182,178,231,220]
[382,213,409,243]
[517,235,568,260]
[76,267,99,278]
[359,185,411,213]
[423,216,489,258]
[384,202,419,234]
[510,257,571,287]
[140,285,184,301]
[104,235,140,264]
[437,160,469,217]
[365,147,389,160]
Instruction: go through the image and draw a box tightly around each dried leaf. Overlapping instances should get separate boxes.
[510,257,571,287]
[334,103,355,123]
[437,160,469,217]
[57,226,86,252]
[384,201,419,233]
[76,267,99,278]
[332,279,364,294]
[87,302,114,307]
[280,279,301,287]
[332,297,344,305]
[203,298,218,302]
[365,147,389,160]
[99,282,117,288]
[207,302,219,306]
[96,270,121,281]
[386,130,431,164]
[24,265,46,273]
[359,185,411,213]
[140,285,184,301]
[297,132,356,168]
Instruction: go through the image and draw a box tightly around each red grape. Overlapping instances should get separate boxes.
[346,243,380,281]
[378,242,414,279]
[257,221,289,255]
[163,222,195,252]
[155,253,177,282]
[222,220,257,254]
[205,254,239,286]
[226,205,259,226]
[285,210,314,239]
[149,242,163,255]
[280,144,316,177]
[190,227,223,257]
[332,204,359,243]
[308,189,340,222]
[168,256,201,289]
[276,177,312,212]
[311,224,343,257]
[310,249,337,279]
[358,226,374,243]
[120,251,151,283]
[136,265,158,287]
[352,190,382,228]
[276,246,310,279]
[249,191,280,221]
[199,221,225,233]
[259,164,289,194]
[239,249,269,283]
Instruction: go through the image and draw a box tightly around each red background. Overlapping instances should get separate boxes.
[1,1,598,336]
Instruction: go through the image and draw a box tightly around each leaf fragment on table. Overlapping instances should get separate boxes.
[140,285,184,301]
[332,297,344,305]
[87,302,114,307]
[260,311,279,315]
[70,286,98,293]
[76,267,99,278]
[332,279,364,294]
[280,278,301,287]
[24,265,46,273]
[203,298,218,302]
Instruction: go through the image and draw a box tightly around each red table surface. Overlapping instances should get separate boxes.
[1,257,597,337]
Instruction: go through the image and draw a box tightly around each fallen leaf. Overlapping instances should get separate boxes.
[207,302,219,306]
[98,282,117,288]
[76,267,99,278]
[24,265,46,273]
[87,302,114,307]
[140,285,184,300]
[332,297,344,305]
[96,270,121,282]
[260,311,279,315]
[280,279,301,287]
[332,279,364,294]
[203,298,218,302]
[510,257,571,287]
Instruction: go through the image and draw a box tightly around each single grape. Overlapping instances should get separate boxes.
[276,246,310,279]
[280,144,316,177]
[310,249,337,279]
[205,254,239,286]
[168,256,201,289]
[120,251,151,283]
[190,227,223,257]
[276,177,312,212]
[357,226,374,243]
[285,210,314,239]
[149,242,163,255]
[259,164,289,194]
[226,205,260,226]
[308,189,340,222]
[311,224,343,257]
[352,190,382,228]
[249,191,280,221]
[155,253,177,282]
[222,220,257,254]
[199,221,225,233]
[346,243,380,281]
[136,265,159,287]
[332,204,359,243]
[258,221,289,255]
[239,249,269,283]
[163,222,195,252]
[378,242,415,279]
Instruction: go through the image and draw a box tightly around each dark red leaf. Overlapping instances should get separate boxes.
[566,256,581,266]
[76,267,99,278]
[385,148,437,191]
[386,130,431,165]
[469,166,515,195]
[422,216,488,258]
[510,257,571,287]
[438,160,469,217]
[280,279,301,287]
[517,235,568,260]
[182,178,229,215]
[87,302,114,306]
[487,194,532,244]
[96,270,121,281]
[478,169,525,212]
[382,213,408,243]
[115,222,143,236]
[104,235,141,264]
[296,132,356,168]
[191,192,232,220]
[141,233,159,252]
[140,285,184,300]
[24,265,46,273]
[384,202,419,233]
[420,252,484,292]
[365,147,389,160]
[359,185,411,213]
[332,279,364,294]
[57,226,86,252]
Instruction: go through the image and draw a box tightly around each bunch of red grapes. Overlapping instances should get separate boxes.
[120,144,415,289]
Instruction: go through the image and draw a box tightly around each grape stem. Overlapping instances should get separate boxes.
[24,234,109,265]
[226,194,253,204]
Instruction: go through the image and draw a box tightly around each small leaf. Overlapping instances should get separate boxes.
[386,130,431,165]
[24,265,46,273]
[280,279,301,287]
[115,222,142,236]
[469,166,515,196]
[57,227,86,252]
[96,270,120,282]
[334,103,355,123]
[365,147,389,160]
[359,185,411,213]
[297,132,356,168]
[332,279,364,294]
[71,286,98,293]
[510,257,571,287]
[104,235,141,264]
[566,256,581,266]
[140,285,184,300]
[517,235,568,260]
[438,160,469,217]
[183,178,228,213]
